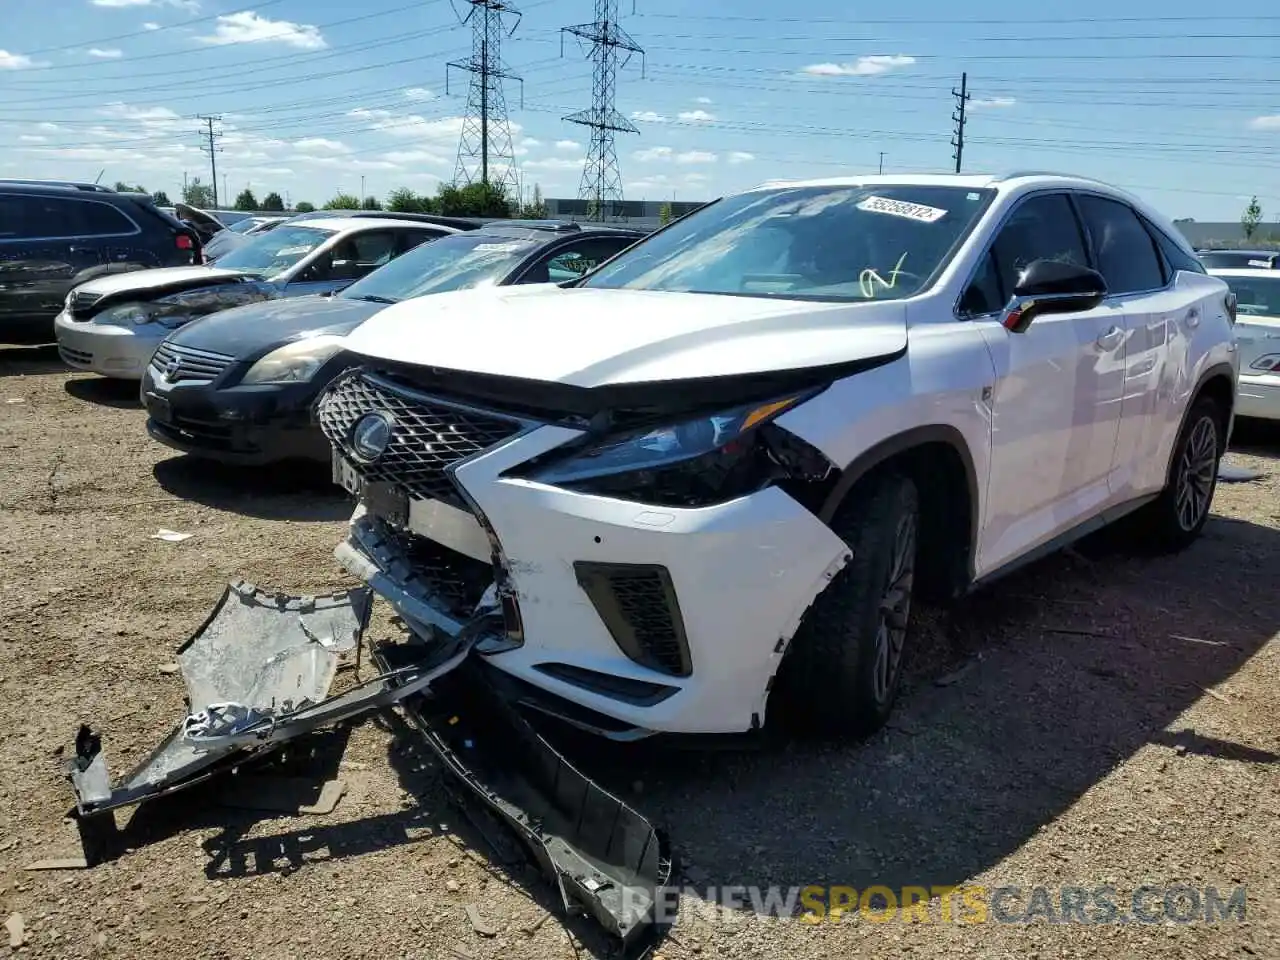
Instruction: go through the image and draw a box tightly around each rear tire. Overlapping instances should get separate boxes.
[1133,396,1224,552]
[773,471,920,739]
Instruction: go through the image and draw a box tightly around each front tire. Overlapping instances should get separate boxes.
[773,471,920,739]
[1135,396,1224,552]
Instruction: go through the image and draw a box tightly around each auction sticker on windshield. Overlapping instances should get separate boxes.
[857,196,948,223]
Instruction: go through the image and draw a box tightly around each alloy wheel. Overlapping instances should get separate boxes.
[872,511,917,705]
[1176,415,1218,532]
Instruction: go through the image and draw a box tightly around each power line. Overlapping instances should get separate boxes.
[561,0,645,220]
[447,0,523,194]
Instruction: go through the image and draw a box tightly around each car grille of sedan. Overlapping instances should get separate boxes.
[317,371,523,510]
[69,291,102,318]
[150,342,236,383]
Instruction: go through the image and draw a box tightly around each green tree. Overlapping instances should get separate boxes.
[520,183,547,219]
[113,181,147,193]
[658,201,673,226]
[361,195,382,210]
[436,181,511,218]
[260,192,285,212]
[324,193,361,210]
[1242,196,1263,241]
[386,187,422,213]
[294,201,316,213]
[234,188,258,211]
[181,177,216,208]
[151,190,171,206]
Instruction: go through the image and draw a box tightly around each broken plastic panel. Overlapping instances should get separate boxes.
[64,578,673,953]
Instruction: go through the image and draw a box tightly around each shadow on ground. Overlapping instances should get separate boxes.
[64,375,143,409]
[1228,417,1280,455]
[0,343,65,377]
[152,455,353,522]
[539,510,1280,926]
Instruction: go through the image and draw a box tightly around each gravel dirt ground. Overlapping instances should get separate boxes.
[0,343,1277,960]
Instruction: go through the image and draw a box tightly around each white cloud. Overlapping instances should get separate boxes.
[521,137,542,148]
[384,149,451,166]
[695,96,712,104]
[37,122,62,132]
[293,137,351,154]
[676,150,717,164]
[347,108,482,144]
[0,50,41,70]
[555,139,581,151]
[403,87,436,101]
[1249,114,1280,130]
[677,110,715,122]
[728,151,755,164]
[631,110,668,123]
[970,96,1016,109]
[198,12,326,50]
[19,135,47,143]
[87,48,124,58]
[98,102,183,131]
[526,157,583,170]
[634,145,674,162]
[802,54,916,77]
[143,22,161,30]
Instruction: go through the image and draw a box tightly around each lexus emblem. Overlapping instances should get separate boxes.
[164,358,181,381]
[351,411,395,462]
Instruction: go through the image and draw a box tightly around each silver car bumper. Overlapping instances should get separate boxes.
[53,309,168,380]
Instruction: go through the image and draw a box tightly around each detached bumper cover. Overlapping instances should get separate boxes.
[54,310,166,378]
[65,579,671,951]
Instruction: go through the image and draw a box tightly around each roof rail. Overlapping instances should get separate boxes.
[0,178,116,193]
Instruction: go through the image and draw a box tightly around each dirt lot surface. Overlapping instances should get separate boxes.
[1,343,1277,959]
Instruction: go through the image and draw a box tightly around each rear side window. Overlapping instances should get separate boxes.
[1142,219,1206,278]
[0,194,36,240]
[1075,194,1164,294]
[0,195,135,240]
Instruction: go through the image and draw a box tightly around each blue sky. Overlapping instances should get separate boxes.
[2,0,1279,221]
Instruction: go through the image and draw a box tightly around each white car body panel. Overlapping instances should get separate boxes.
[1208,268,1280,421]
[320,173,1238,735]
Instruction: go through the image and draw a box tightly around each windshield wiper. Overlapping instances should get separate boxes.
[346,294,400,305]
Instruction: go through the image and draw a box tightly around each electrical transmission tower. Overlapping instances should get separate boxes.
[447,0,523,196]
[196,115,223,207]
[561,0,644,221]
[951,73,970,174]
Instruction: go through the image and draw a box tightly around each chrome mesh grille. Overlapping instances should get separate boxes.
[317,373,522,508]
[151,342,236,383]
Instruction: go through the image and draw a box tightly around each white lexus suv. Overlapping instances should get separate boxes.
[316,173,1238,741]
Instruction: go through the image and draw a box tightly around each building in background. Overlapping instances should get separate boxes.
[545,196,708,229]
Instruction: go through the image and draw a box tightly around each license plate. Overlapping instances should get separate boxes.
[146,393,172,423]
[332,453,408,526]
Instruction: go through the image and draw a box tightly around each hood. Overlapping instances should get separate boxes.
[341,284,909,387]
[75,265,251,300]
[174,203,226,231]
[170,294,385,357]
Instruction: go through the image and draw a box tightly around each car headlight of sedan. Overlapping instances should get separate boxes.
[240,335,347,385]
[92,282,277,328]
[521,393,816,506]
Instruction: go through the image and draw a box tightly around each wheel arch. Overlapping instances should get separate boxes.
[816,425,980,600]
[1165,362,1236,486]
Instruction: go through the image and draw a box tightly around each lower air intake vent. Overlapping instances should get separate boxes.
[573,562,692,678]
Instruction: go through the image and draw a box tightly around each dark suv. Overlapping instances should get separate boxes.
[0,180,200,343]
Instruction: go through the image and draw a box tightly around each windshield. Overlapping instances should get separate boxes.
[580,184,996,301]
[1221,275,1280,317]
[228,218,264,234]
[213,225,335,278]
[339,233,538,303]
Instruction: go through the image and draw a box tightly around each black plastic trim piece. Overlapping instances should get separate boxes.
[574,561,693,678]
[534,662,681,707]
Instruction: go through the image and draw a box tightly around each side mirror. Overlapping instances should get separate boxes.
[1000,258,1107,333]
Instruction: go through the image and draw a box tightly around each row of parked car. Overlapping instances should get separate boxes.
[5,171,1280,747]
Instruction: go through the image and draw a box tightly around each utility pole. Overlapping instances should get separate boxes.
[196,115,223,207]
[448,0,523,196]
[562,0,644,221]
[951,73,970,174]
[878,151,885,174]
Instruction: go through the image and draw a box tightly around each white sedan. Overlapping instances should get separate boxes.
[1209,268,1280,420]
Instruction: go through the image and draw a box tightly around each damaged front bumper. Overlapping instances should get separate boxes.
[65,579,672,951]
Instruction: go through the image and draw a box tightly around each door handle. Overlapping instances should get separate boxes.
[1095,326,1124,351]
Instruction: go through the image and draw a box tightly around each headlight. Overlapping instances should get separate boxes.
[524,394,810,506]
[240,335,347,385]
[93,303,158,326]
